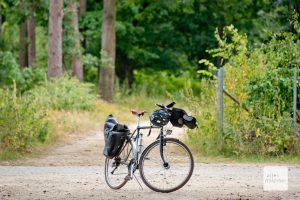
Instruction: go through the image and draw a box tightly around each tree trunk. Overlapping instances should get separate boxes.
[79,0,87,16]
[79,0,87,59]
[0,15,2,48]
[100,0,116,101]
[48,0,63,78]
[27,15,35,67]
[68,0,83,82]
[116,49,133,87]
[19,20,28,68]
[19,0,28,68]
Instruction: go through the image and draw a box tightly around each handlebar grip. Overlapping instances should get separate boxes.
[155,103,164,108]
[166,101,176,108]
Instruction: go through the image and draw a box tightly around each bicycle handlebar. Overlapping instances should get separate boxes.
[155,102,176,109]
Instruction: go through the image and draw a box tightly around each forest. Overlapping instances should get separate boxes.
[0,0,300,160]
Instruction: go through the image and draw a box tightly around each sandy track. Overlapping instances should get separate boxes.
[0,165,299,200]
[0,124,300,199]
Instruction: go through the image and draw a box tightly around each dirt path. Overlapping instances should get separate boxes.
[0,123,300,199]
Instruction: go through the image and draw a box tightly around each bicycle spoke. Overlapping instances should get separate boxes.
[139,138,194,193]
[104,140,132,190]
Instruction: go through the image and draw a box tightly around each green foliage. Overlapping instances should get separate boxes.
[0,51,46,93]
[79,10,102,55]
[184,80,220,156]
[0,89,48,151]
[245,68,300,116]
[0,76,98,153]
[0,51,20,85]
[131,69,202,97]
[196,24,300,156]
[82,54,99,83]
[30,76,97,111]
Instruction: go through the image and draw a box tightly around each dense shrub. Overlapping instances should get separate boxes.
[82,54,99,83]
[132,70,202,97]
[192,25,300,156]
[0,76,98,152]
[183,80,221,156]
[0,51,21,86]
[0,51,46,93]
[30,76,97,111]
[0,89,48,151]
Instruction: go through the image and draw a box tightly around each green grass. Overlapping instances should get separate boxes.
[0,150,24,160]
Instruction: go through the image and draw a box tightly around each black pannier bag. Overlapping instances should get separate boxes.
[103,114,130,159]
[170,108,197,129]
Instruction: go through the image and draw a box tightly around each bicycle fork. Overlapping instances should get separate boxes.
[159,128,170,169]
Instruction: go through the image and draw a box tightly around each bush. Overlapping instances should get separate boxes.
[183,80,221,156]
[0,89,48,151]
[82,54,99,84]
[132,69,202,97]
[195,25,300,156]
[0,51,46,93]
[0,51,21,86]
[30,76,97,111]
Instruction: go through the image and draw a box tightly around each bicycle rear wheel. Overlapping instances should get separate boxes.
[104,140,132,189]
[139,138,194,193]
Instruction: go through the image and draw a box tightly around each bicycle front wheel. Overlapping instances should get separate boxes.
[139,138,194,193]
[104,140,132,189]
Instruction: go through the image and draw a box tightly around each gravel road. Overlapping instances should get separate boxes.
[0,125,299,200]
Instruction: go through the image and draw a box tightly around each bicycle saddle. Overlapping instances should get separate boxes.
[131,109,146,116]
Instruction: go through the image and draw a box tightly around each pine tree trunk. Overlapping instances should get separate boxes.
[79,0,86,50]
[79,0,86,15]
[27,15,35,67]
[116,50,133,87]
[19,20,28,68]
[0,15,2,48]
[48,0,63,78]
[19,0,28,68]
[69,0,83,82]
[100,0,116,101]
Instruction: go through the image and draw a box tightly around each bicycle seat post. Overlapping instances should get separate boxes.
[137,115,141,128]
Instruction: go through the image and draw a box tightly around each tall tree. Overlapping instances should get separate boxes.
[79,0,86,51]
[100,0,116,101]
[0,14,2,48]
[68,0,83,81]
[27,1,35,67]
[48,0,63,78]
[79,0,86,16]
[19,0,36,68]
[19,0,28,68]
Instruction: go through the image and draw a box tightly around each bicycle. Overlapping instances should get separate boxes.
[104,102,194,193]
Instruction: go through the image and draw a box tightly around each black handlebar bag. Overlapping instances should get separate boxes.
[103,115,130,159]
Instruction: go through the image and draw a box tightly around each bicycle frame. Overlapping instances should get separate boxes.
[125,115,162,179]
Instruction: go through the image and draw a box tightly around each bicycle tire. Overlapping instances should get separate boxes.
[139,138,194,193]
[104,139,132,189]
